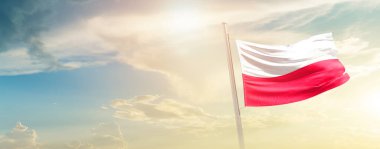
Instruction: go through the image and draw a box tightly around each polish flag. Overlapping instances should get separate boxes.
[236,33,349,106]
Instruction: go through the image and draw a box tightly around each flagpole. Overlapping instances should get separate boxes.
[222,22,245,149]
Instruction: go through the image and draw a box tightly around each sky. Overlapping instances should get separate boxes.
[1,0,380,148]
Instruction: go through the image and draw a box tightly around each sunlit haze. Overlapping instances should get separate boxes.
[1,0,380,149]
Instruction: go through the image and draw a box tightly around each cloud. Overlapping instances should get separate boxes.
[109,95,336,135]
[334,37,380,78]
[66,122,127,149]
[0,0,121,75]
[2,0,377,105]
[345,59,380,78]
[248,0,379,33]
[0,48,48,75]
[2,0,379,108]
[85,0,376,104]
[66,142,94,149]
[0,122,40,149]
[75,13,236,103]
[0,0,119,76]
[0,0,377,79]
[40,22,119,70]
[0,0,64,75]
[110,95,229,134]
[252,4,333,31]
[0,0,362,76]
[0,122,128,149]
[229,1,380,80]
[2,1,380,149]
[336,37,369,55]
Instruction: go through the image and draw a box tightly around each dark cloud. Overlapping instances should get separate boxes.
[0,0,62,71]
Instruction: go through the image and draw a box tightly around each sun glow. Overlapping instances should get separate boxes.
[164,9,203,32]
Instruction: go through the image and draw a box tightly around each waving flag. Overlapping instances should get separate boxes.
[236,33,349,106]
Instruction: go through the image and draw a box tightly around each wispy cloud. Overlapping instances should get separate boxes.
[252,5,333,31]
[110,95,229,134]
[336,37,369,55]
[335,37,380,78]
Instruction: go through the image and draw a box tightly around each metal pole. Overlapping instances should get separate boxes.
[222,22,245,149]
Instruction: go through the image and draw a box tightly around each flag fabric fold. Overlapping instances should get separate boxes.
[236,33,349,106]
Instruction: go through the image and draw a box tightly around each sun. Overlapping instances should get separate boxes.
[165,9,203,32]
